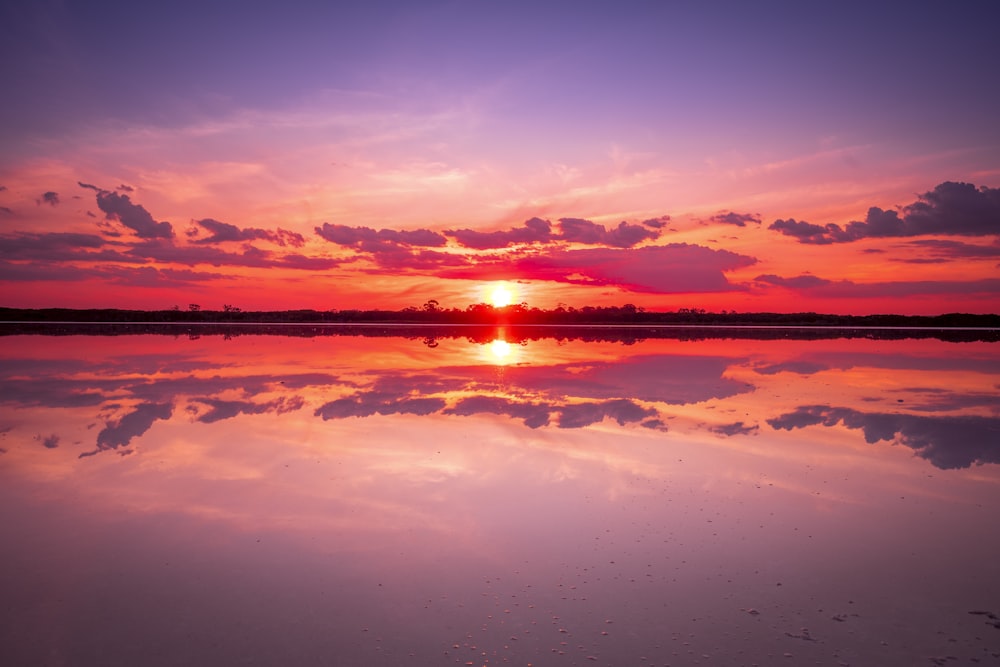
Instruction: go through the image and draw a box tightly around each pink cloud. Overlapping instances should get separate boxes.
[440,244,756,293]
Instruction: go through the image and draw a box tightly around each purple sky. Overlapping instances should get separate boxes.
[1,0,999,312]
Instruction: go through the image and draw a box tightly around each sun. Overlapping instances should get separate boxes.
[489,338,512,362]
[488,281,515,308]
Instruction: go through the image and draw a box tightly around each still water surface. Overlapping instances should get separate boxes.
[1,330,998,666]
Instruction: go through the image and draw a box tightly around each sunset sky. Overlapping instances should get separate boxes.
[2,0,999,314]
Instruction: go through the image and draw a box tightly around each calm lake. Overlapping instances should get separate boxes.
[1,328,998,666]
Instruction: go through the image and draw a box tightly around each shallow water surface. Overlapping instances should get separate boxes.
[1,331,998,666]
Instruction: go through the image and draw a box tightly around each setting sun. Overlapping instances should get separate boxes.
[488,282,515,308]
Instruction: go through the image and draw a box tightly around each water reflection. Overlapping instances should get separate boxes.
[1,332,999,665]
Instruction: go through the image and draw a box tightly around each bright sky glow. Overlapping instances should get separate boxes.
[1,1,998,314]
[489,282,514,308]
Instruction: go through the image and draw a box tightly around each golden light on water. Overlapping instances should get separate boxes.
[489,338,513,363]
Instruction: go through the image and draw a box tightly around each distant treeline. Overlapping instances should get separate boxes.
[1,304,998,328]
[3,321,998,343]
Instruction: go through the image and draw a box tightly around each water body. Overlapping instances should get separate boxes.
[1,331,998,666]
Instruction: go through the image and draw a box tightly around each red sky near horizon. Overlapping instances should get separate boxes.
[2,1,999,315]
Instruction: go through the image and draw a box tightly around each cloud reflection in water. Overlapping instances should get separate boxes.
[0,332,999,665]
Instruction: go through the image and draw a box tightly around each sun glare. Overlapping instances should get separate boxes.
[490,338,512,362]
[489,282,514,308]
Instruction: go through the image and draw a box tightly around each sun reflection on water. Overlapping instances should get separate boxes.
[489,338,513,365]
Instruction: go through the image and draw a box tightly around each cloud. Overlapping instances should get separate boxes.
[767,405,1000,469]
[556,399,655,428]
[38,433,60,449]
[314,222,447,250]
[443,395,552,428]
[753,360,828,375]
[192,395,305,423]
[504,244,756,293]
[769,181,1000,244]
[754,273,832,289]
[641,216,670,229]
[190,218,306,247]
[0,260,99,282]
[557,218,659,247]
[445,217,660,249]
[364,247,471,270]
[83,402,174,457]
[710,421,759,436]
[0,363,118,407]
[445,217,554,249]
[710,211,761,227]
[80,183,174,239]
[314,390,446,420]
[0,231,113,260]
[36,191,59,207]
[902,239,1000,260]
[754,273,1000,297]
[100,265,225,287]
[127,239,341,271]
[505,354,752,405]
[0,207,12,216]
[322,383,658,430]
[768,218,845,244]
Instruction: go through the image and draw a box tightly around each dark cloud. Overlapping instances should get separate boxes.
[445,217,554,249]
[767,405,1000,470]
[754,273,832,289]
[83,402,174,457]
[766,350,1000,376]
[82,184,174,239]
[556,399,654,428]
[641,216,670,229]
[314,390,446,420]
[445,217,660,249]
[100,265,225,287]
[443,395,552,428]
[754,273,1000,297]
[903,239,1000,259]
[0,260,98,282]
[557,218,659,247]
[768,218,845,244]
[898,390,1000,413]
[502,244,755,293]
[0,207,13,216]
[754,361,829,375]
[314,222,447,250]
[504,354,752,405]
[192,396,305,423]
[365,246,471,270]
[0,231,111,261]
[710,211,761,227]
[116,184,134,192]
[338,384,656,430]
[769,181,1000,244]
[640,418,669,431]
[36,191,59,207]
[127,239,340,271]
[39,434,60,449]
[710,421,759,436]
[191,218,306,247]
